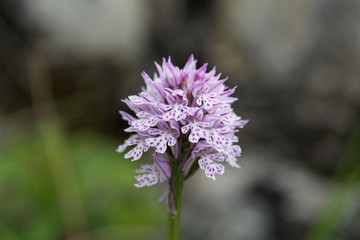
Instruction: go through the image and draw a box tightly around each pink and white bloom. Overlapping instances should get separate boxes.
[117,55,249,204]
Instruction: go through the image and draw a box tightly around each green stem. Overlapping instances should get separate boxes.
[167,168,185,240]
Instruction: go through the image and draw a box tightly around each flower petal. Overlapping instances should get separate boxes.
[124,139,149,161]
[198,155,225,180]
[146,133,177,153]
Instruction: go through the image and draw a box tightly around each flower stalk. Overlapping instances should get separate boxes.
[167,167,184,240]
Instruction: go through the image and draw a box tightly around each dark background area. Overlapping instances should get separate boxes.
[0,0,359,240]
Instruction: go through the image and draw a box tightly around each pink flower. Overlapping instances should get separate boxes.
[117,55,248,201]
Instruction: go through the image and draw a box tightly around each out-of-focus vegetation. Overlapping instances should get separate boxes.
[0,123,165,240]
[306,123,360,240]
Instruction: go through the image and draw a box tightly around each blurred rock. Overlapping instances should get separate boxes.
[182,150,333,240]
[220,0,322,78]
[23,0,150,62]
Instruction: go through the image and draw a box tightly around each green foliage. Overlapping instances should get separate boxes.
[0,127,166,240]
[306,123,360,240]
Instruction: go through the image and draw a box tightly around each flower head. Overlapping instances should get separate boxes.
[117,55,248,202]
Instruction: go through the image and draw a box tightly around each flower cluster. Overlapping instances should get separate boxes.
[117,55,248,192]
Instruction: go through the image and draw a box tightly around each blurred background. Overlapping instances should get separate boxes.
[0,0,359,239]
